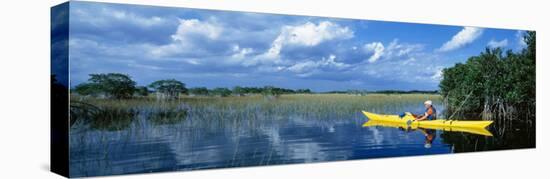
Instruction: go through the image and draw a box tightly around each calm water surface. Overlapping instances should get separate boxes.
[69,104,534,177]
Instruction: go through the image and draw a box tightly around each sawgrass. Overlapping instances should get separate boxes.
[70,93,441,130]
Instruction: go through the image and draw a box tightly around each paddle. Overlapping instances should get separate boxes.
[406,113,418,127]
[400,112,418,126]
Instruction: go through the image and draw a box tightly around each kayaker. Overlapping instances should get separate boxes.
[414,100,436,121]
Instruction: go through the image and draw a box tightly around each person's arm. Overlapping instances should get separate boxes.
[416,108,433,121]
[415,113,428,121]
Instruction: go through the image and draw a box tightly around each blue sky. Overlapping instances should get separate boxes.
[66,1,527,91]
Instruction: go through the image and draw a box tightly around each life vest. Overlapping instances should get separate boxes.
[426,106,437,120]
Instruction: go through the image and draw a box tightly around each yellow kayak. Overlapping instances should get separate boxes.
[362,119,493,136]
[361,111,494,136]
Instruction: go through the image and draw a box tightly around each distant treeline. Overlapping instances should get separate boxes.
[188,86,313,97]
[72,73,439,100]
[72,74,314,99]
[440,31,535,126]
[324,90,438,95]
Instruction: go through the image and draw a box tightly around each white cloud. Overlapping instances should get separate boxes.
[287,61,318,73]
[151,19,223,57]
[263,21,353,59]
[324,54,349,69]
[487,39,508,48]
[109,9,165,27]
[171,19,222,41]
[431,68,443,81]
[401,57,416,65]
[385,39,424,57]
[287,54,350,74]
[363,42,385,63]
[229,45,254,63]
[361,39,424,64]
[438,27,483,52]
[282,21,353,46]
[69,3,455,90]
[150,44,181,58]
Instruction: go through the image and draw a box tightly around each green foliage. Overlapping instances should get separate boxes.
[89,108,137,131]
[233,86,246,96]
[262,86,282,98]
[149,79,187,99]
[134,86,149,97]
[439,31,535,121]
[70,101,137,131]
[189,87,209,96]
[148,106,188,125]
[192,86,312,97]
[75,73,136,99]
[74,83,102,96]
[295,89,312,94]
[71,93,441,125]
[240,87,263,94]
[525,31,536,61]
[210,87,232,97]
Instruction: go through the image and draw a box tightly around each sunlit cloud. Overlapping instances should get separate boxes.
[438,27,483,52]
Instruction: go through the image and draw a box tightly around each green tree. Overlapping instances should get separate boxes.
[233,86,246,96]
[439,31,535,122]
[296,89,312,94]
[149,79,187,99]
[75,73,136,99]
[524,31,536,61]
[74,83,102,96]
[189,87,209,96]
[262,86,282,98]
[134,86,149,97]
[210,87,231,97]
[243,87,262,94]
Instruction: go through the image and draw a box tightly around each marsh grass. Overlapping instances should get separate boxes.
[147,104,189,125]
[70,93,441,131]
[90,108,137,131]
[70,100,139,131]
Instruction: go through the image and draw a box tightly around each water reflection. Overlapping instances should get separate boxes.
[441,121,535,152]
[363,120,494,136]
[69,109,533,177]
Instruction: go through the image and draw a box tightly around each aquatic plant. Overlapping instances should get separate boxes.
[147,103,190,125]
[70,93,442,131]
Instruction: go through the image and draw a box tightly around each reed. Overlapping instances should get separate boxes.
[70,93,441,131]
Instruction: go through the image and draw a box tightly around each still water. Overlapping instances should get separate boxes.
[69,104,534,177]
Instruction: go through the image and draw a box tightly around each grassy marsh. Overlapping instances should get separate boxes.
[70,93,442,130]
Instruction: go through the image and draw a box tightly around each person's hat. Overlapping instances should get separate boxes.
[424,100,432,105]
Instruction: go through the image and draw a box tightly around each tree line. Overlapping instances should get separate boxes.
[73,75,313,99]
[439,31,535,124]
[73,73,445,100]
[323,89,438,95]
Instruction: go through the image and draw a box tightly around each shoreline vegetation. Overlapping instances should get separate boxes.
[68,72,444,130]
[67,72,445,130]
[69,93,441,130]
[440,31,535,135]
